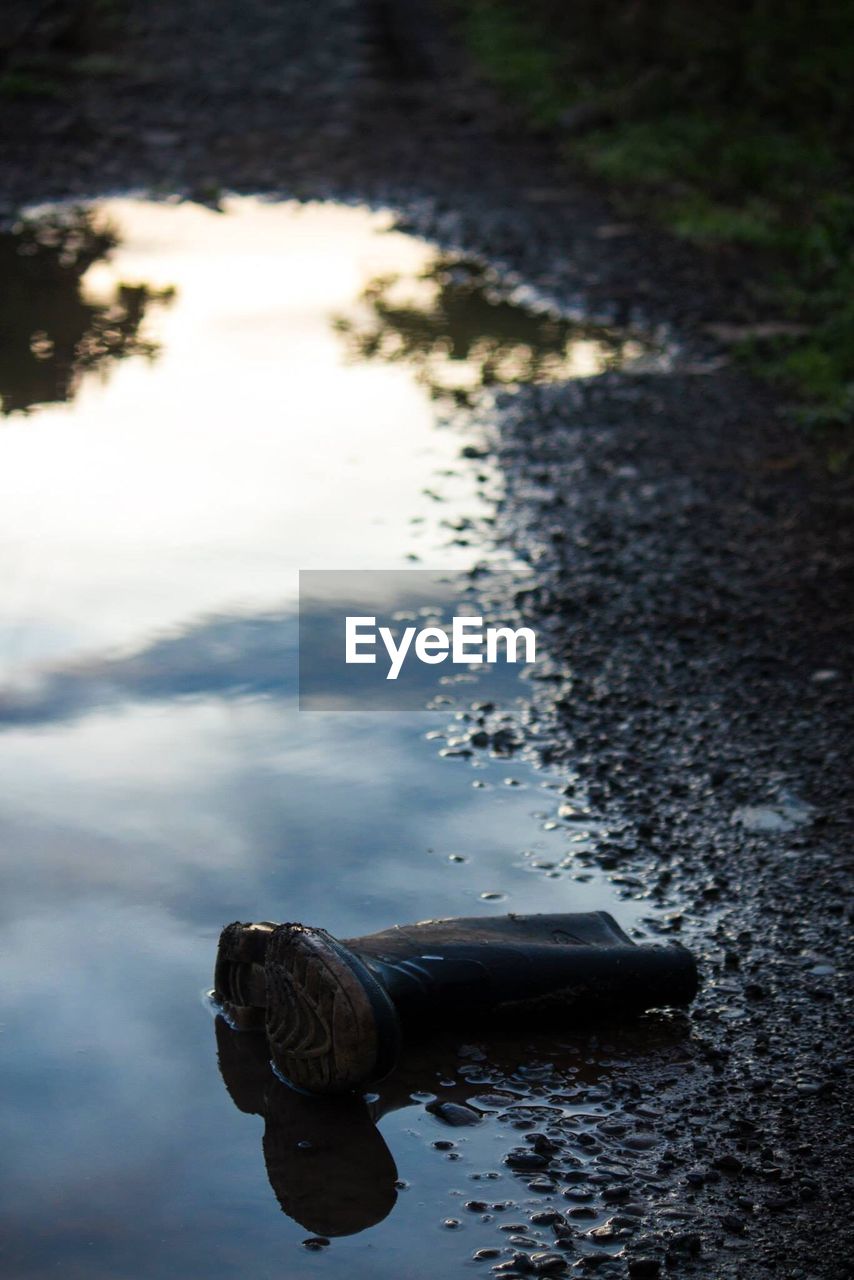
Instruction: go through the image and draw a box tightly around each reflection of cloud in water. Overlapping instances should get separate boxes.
[0,611,299,728]
[0,902,208,1209]
[0,590,525,727]
[0,695,594,930]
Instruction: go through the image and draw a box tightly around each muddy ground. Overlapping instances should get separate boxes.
[1,1,852,1277]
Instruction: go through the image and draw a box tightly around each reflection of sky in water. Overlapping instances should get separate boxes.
[0,200,649,1278]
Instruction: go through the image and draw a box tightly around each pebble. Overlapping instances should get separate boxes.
[506,1150,550,1171]
[427,1100,483,1126]
[494,1254,534,1275]
[530,1253,567,1274]
[627,1261,660,1278]
[530,1209,561,1226]
[602,1185,630,1203]
[623,1135,658,1151]
[588,1225,619,1243]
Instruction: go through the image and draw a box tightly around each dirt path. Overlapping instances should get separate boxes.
[2,2,851,1277]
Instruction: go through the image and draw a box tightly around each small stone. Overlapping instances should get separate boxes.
[428,1101,483,1126]
[623,1135,658,1151]
[494,1254,534,1275]
[531,1252,567,1274]
[721,1213,746,1234]
[588,1226,618,1243]
[627,1261,660,1278]
[528,1132,562,1155]
[672,1232,701,1256]
[602,1185,630,1203]
[302,1236,330,1249]
[506,1149,550,1171]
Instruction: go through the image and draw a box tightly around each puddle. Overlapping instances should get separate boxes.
[0,198,664,1278]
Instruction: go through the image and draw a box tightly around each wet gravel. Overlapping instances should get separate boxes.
[2,1,852,1277]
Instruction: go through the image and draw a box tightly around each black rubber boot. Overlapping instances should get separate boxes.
[214,912,698,1095]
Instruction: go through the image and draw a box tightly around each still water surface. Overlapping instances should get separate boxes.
[0,199,658,1278]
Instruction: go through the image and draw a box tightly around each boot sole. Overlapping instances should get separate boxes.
[265,924,401,1094]
[214,921,279,1021]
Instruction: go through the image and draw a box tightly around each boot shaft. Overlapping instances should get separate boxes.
[351,912,697,1022]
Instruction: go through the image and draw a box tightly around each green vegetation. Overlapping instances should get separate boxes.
[455,0,854,443]
[0,0,124,99]
[0,70,63,98]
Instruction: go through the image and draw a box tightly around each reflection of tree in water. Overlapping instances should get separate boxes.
[334,256,637,403]
[0,207,175,415]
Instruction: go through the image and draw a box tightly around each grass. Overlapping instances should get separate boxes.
[0,0,125,98]
[0,70,63,98]
[454,0,854,451]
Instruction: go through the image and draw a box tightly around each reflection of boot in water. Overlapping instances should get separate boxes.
[214,1016,398,1236]
[215,911,698,1095]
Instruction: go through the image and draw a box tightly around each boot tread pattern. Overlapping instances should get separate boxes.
[265,926,379,1093]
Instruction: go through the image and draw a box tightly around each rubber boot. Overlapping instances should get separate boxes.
[214,911,698,1094]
